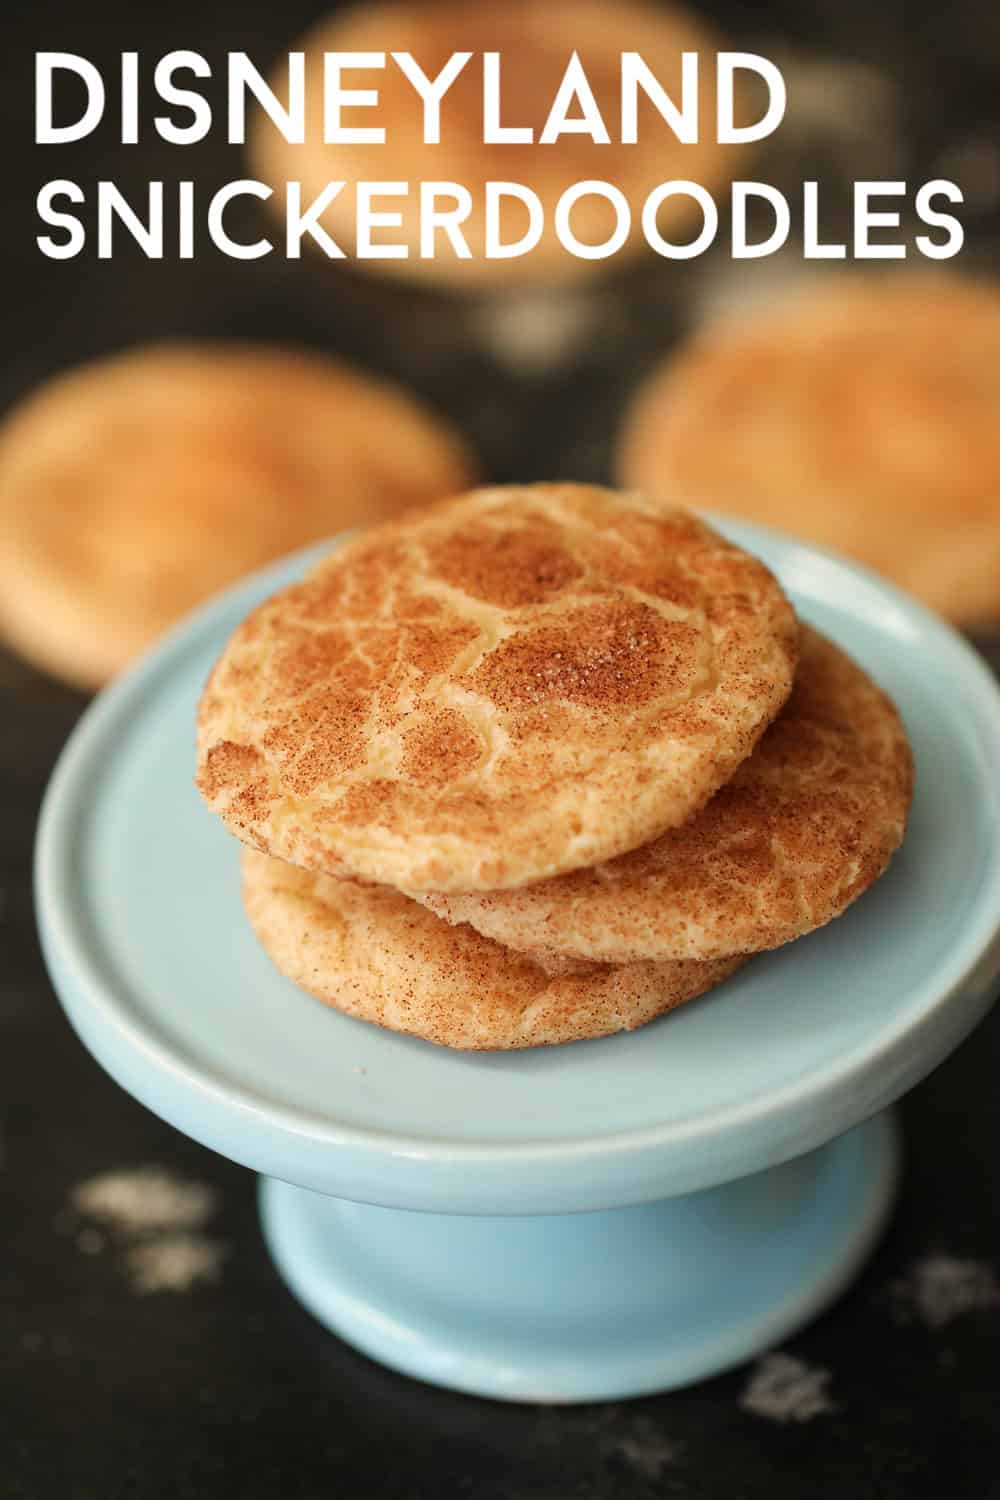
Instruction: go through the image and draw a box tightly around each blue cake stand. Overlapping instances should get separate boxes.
[35,521,1000,1403]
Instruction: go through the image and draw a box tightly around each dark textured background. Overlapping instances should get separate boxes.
[3,2,1000,1497]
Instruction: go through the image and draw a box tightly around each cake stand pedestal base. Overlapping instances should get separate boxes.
[259,1110,899,1403]
[42,525,1000,1405]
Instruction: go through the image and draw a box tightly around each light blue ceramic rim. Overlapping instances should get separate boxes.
[34,516,1000,1204]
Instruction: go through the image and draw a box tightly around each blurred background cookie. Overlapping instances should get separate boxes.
[0,343,474,688]
[250,0,749,289]
[241,848,745,1050]
[618,272,1000,628]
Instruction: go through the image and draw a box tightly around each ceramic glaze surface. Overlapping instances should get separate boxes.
[259,1113,899,1402]
[36,520,1000,1214]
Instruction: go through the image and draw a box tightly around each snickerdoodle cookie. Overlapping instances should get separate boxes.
[241,848,745,1050]
[618,273,1000,627]
[423,627,913,962]
[250,0,749,287]
[196,483,798,893]
[0,343,473,687]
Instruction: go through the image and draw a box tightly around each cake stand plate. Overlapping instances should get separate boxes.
[36,520,1000,1401]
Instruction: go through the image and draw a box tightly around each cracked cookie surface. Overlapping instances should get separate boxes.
[241,849,745,1050]
[197,483,798,893]
[423,627,913,960]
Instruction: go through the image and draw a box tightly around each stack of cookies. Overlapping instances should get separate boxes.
[196,483,913,1051]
